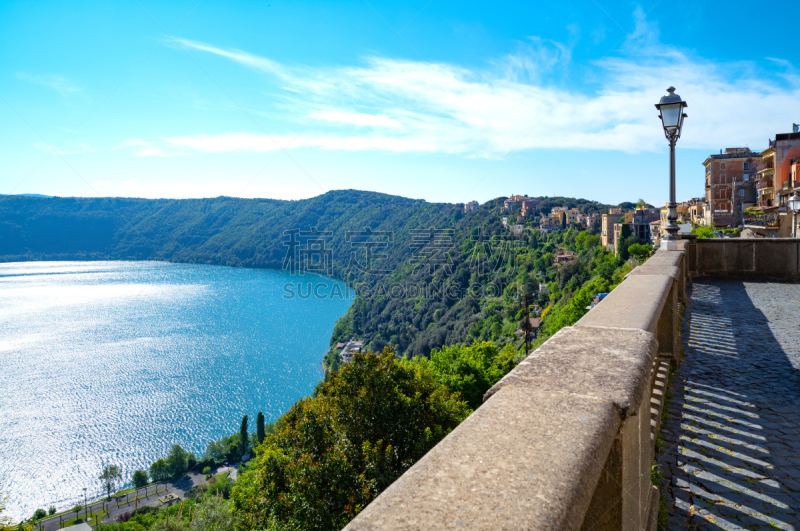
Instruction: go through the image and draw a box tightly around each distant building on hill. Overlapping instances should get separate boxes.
[521,199,540,218]
[464,200,479,212]
[503,194,531,212]
[601,208,621,250]
[340,339,363,364]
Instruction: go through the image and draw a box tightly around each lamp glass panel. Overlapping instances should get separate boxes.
[660,102,682,130]
[790,196,800,210]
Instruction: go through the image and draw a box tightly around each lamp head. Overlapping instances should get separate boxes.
[655,87,688,139]
[789,193,800,211]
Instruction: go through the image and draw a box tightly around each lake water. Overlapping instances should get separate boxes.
[0,261,352,521]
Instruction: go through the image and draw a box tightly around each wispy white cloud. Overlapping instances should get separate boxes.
[16,73,81,96]
[172,37,287,78]
[312,110,402,128]
[159,15,800,158]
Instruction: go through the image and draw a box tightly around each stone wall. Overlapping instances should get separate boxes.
[689,238,800,280]
[345,250,687,531]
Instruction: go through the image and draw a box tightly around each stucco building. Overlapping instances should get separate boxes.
[772,132,800,208]
[703,147,759,227]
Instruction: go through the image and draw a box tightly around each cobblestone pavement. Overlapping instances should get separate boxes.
[657,279,800,530]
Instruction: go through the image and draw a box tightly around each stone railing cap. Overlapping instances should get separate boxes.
[344,387,621,531]
[628,264,681,281]
[574,274,672,334]
[485,326,657,419]
[644,250,683,267]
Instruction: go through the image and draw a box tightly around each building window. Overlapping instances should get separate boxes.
[721,162,727,169]
[739,189,744,197]
[743,173,749,181]
[743,161,750,170]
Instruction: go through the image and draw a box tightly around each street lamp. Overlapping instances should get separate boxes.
[655,87,688,246]
[789,193,800,238]
[83,487,88,520]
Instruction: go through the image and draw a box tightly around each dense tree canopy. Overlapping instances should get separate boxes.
[232,349,470,530]
[132,470,149,489]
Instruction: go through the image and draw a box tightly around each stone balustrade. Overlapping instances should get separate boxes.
[345,237,798,530]
[687,237,800,280]
[346,249,687,531]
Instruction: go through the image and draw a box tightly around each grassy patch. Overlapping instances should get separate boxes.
[650,464,663,487]
[114,487,167,507]
[657,493,668,531]
[61,507,108,527]
[113,483,160,497]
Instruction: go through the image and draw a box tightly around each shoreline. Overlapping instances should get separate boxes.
[0,260,351,522]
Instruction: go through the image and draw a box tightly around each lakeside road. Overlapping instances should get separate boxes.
[32,466,238,530]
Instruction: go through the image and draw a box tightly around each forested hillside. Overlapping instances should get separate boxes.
[0,191,464,274]
[0,191,625,358]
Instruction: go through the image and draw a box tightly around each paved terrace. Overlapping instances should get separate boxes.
[345,238,800,531]
[659,279,800,529]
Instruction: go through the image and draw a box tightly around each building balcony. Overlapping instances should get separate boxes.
[756,160,774,174]
[757,198,774,208]
[744,211,779,227]
[757,177,774,190]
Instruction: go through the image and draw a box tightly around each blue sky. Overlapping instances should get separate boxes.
[1,0,799,206]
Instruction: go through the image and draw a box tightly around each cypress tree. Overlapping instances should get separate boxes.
[240,415,249,457]
[256,411,265,444]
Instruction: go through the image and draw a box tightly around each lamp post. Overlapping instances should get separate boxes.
[789,193,800,238]
[83,487,88,520]
[655,87,688,248]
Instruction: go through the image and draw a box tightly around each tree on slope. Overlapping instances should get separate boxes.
[149,459,170,483]
[99,464,122,499]
[132,469,149,489]
[239,415,249,457]
[166,445,189,477]
[256,412,265,444]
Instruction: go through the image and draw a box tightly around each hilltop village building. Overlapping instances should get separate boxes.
[698,129,800,231]
[759,132,800,210]
[702,147,759,227]
[655,199,705,243]
[601,208,622,250]
[601,206,672,254]
[502,195,540,219]
[628,208,660,241]
[546,206,581,227]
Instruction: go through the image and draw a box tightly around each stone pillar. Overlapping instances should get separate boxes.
[580,371,658,531]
